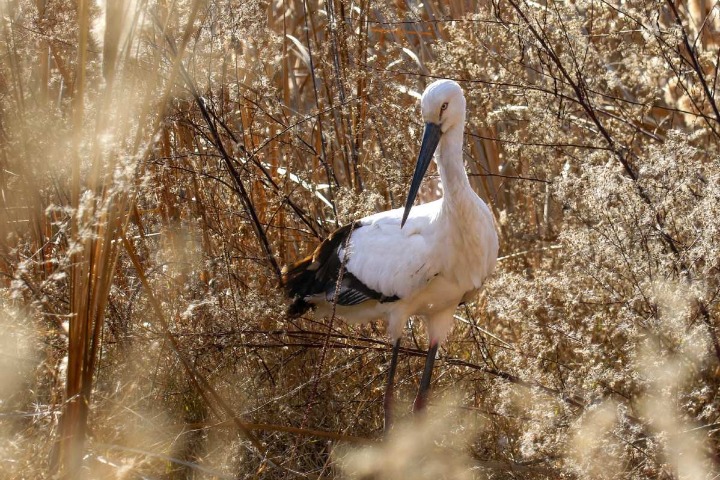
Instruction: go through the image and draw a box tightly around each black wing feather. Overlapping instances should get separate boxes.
[281,221,399,317]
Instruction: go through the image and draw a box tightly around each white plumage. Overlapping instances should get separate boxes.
[282,79,498,426]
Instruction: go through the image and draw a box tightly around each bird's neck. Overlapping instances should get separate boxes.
[436,124,472,204]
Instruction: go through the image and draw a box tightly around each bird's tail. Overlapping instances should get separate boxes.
[281,255,316,318]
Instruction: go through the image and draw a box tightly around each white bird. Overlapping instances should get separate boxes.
[282,79,498,428]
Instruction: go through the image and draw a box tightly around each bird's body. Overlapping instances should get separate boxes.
[282,79,498,425]
[308,196,496,340]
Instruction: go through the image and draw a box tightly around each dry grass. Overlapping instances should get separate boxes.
[1,0,719,478]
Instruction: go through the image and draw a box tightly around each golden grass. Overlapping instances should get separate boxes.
[1,0,719,478]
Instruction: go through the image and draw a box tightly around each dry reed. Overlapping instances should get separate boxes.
[1,0,719,478]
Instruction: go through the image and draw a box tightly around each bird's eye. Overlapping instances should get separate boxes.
[441,102,448,111]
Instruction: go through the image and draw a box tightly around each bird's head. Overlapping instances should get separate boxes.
[420,79,466,132]
[401,79,466,228]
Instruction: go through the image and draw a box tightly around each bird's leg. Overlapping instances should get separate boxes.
[384,338,401,432]
[413,340,439,413]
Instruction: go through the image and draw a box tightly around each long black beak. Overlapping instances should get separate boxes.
[401,122,442,228]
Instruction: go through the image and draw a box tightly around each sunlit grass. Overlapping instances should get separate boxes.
[1,0,719,478]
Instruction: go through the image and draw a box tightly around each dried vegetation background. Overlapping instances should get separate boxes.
[1,0,720,478]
